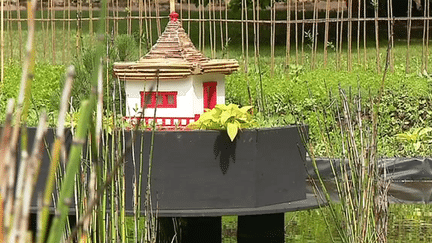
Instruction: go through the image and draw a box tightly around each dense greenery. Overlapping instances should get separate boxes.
[2,37,432,157]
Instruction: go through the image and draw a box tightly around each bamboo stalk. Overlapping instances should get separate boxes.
[375,0,380,72]
[406,0,412,73]
[357,0,361,65]
[1,0,3,83]
[17,0,22,61]
[209,0,214,58]
[212,0,217,57]
[347,0,352,71]
[387,0,394,72]
[90,0,93,39]
[244,0,248,69]
[252,0,257,66]
[422,0,428,72]
[363,0,366,67]
[225,0,228,57]
[148,0,153,46]
[426,0,430,72]
[311,0,318,69]
[324,0,329,67]
[7,0,11,62]
[68,0,70,61]
[51,0,55,64]
[219,0,223,52]
[301,0,305,65]
[295,0,298,64]
[41,0,47,59]
[270,0,275,76]
[139,0,143,57]
[62,2,66,63]
[156,0,161,36]
[188,0,191,35]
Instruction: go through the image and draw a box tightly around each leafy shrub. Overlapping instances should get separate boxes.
[188,104,256,141]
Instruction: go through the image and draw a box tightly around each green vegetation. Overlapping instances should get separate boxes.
[189,104,255,141]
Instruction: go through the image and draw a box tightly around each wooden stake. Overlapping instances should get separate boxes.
[17,0,22,61]
[324,0,330,67]
[375,0,380,73]
[51,0,55,64]
[1,0,3,83]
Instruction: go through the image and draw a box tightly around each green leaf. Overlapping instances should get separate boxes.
[227,122,239,141]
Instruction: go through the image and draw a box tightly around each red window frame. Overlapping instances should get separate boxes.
[140,91,177,108]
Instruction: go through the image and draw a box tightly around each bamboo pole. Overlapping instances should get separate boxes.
[188,0,191,34]
[90,0,94,39]
[426,0,430,71]
[387,0,394,71]
[311,0,318,69]
[252,0,257,65]
[347,0,352,71]
[375,0,380,72]
[199,0,202,50]
[62,1,66,63]
[212,0,217,57]
[156,0,161,36]
[1,0,3,83]
[209,0,214,58]
[270,0,275,76]
[139,0,143,57]
[295,0,298,64]
[219,0,223,52]
[422,0,428,72]
[406,0,412,73]
[301,0,305,65]
[363,0,366,67]
[51,0,56,64]
[115,0,118,35]
[357,0,361,65]
[244,0,248,67]
[17,0,22,61]
[68,0,71,62]
[256,0,259,61]
[286,0,290,67]
[148,0,153,46]
[7,0,11,62]
[40,0,46,60]
[324,0,330,67]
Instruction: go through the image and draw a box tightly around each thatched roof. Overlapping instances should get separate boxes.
[113,13,239,81]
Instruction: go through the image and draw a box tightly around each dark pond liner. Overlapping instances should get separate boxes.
[6,126,310,217]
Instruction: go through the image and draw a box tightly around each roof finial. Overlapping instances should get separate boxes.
[169,11,179,22]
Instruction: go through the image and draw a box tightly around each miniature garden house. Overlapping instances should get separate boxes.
[113,12,239,127]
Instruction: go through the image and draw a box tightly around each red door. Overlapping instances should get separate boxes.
[203,82,217,110]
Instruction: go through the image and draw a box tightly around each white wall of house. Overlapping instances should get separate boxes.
[125,78,195,118]
[124,73,226,119]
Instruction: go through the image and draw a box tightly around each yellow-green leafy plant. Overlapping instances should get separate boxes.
[188,104,256,141]
[396,127,432,153]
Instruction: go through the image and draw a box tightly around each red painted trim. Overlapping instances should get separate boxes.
[203,82,217,110]
[140,91,177,108]
[124,116,196,127]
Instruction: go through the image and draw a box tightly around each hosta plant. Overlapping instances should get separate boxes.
[188,104,256,141]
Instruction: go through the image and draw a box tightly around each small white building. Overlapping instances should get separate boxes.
[113,12,238,127]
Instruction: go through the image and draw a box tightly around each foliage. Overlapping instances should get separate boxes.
[396,127,432,155]
[188,104,256,141]
[0,62,65,126]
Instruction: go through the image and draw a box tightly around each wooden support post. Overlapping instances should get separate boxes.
[158,217,222,243]
[238,213,285,243]
[170,0,175,12]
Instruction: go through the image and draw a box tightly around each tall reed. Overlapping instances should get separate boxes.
[302,43,392,243]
